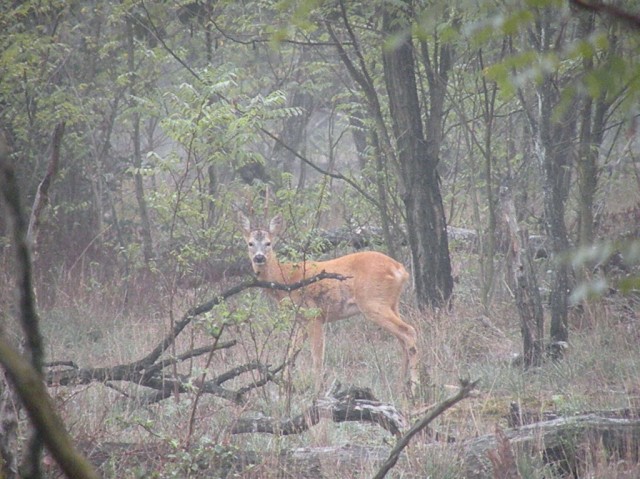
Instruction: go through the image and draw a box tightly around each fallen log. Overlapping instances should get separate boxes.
[228,410,640,478]
[231,384,407,437]
[84,409,640,478]
[464,413,640,478]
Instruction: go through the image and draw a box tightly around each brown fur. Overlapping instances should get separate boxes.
[239,212,419,392]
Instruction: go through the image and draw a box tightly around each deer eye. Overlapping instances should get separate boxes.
[248,242,254,247]
[265,242,271,247]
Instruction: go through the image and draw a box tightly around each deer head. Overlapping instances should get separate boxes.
[238,212,284,274]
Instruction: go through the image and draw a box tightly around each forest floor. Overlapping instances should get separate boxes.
[34,248,640,478]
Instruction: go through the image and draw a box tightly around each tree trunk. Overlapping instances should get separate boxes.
[520,9,576,346]
[539,86,573,346]
[502,187,544,367]
[382,1,453,308]
[126,17,154,265]
[576,13,613,247]
[327,1,453,308]
[271,86,314,187]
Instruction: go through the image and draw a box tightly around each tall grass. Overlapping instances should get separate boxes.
[28,256,640,477]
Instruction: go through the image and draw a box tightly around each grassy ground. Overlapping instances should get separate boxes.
[27,245,639,478]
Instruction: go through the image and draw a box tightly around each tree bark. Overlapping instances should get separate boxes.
[502,187,544,367]
[519,9,576,345]
[382,0,453,308]
[576,13,613,247]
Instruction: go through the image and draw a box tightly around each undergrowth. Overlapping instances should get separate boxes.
[15,258,640,478]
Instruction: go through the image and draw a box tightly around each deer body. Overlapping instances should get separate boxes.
[239,213,419,392]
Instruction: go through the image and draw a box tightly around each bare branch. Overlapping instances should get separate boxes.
[570,0,640,29]
[27,121,65,251]
[45,271,348,403]
[373,379,479,479]
[0,137,44,374]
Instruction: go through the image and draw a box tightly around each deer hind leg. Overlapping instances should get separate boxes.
[361,306,419,394]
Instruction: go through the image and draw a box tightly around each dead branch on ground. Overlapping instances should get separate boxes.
[231,383,407,436]
[83,408,640,478]
[465,410,640,478]
[45,271,348,404]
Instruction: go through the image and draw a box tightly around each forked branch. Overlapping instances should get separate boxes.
[46,271,348,403]
[373,379,480,479]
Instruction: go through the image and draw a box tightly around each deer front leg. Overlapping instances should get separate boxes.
[307,317,326,391]
[285,321,307,368]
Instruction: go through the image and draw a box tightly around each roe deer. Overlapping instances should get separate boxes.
[238,212,419,393]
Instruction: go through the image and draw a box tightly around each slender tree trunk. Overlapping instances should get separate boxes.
[373,132,398,255]
[479,50,498,310]
[502,186,544,367]
[272,85,314,186]
[349,109,398,255]
[126,17,154,265]
[518,10,576,346]
[536,75,574,345]
[576,13,613,247]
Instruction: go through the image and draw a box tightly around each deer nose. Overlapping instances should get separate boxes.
[253,254,266,264]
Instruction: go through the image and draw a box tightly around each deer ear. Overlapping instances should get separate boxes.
[237,211,252,237]
[269,214,284,236]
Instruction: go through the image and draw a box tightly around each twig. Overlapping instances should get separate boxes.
[372,379,479,479]
[140,341,237,377]
[140,270,348,370]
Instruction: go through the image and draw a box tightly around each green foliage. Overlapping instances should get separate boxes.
[569,240,640,304]
[473,0,640,113]
[164,439,241,478]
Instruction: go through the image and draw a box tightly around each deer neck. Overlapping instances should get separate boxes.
[254,256,301,286]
